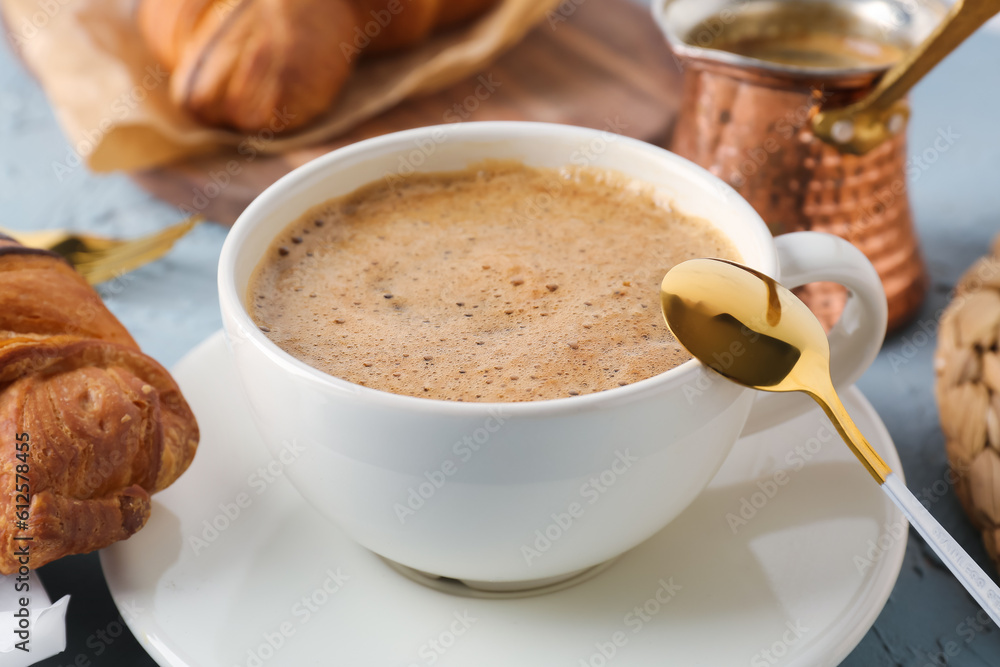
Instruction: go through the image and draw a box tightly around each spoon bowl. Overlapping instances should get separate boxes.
[660,258,823,392]
[661,257,890,481]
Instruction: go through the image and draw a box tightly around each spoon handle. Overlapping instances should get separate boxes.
[813,0,1000,153]
[817,388,1000,623]
[882,473,1000,626]
[814,385,892,484]
[845,0,1000,116]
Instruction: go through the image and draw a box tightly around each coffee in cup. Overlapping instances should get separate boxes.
[248,161,740,402]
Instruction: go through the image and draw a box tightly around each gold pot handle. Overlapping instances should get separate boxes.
[812,0,1000,154]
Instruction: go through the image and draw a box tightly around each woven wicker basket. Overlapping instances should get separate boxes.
[935,235,1000,568]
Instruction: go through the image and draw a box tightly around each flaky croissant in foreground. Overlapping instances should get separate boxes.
[0,236,199,574]
[137,0,500,133]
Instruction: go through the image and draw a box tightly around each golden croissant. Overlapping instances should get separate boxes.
[0,236,199,574]
[138,0,500,133]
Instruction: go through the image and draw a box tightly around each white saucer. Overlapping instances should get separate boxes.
[102,331,906,667]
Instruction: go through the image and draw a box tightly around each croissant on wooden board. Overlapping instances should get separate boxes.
[0,236,199,574]
[137,0,502,133]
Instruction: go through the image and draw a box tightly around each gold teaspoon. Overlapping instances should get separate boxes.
[661,258,1000,624]
[812,0,1000,154]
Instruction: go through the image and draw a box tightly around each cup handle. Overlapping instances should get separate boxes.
[740,231,888,436]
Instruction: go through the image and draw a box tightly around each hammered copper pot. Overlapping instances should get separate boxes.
[655,0,950,333]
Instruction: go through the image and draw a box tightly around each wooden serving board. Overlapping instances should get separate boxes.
[133,0,683,224]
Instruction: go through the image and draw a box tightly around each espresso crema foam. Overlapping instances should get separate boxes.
[249,162,741,402]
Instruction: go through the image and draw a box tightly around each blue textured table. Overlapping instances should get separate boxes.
[4,11,1000,667]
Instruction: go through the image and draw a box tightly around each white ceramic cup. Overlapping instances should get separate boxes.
[219,121,887,588]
